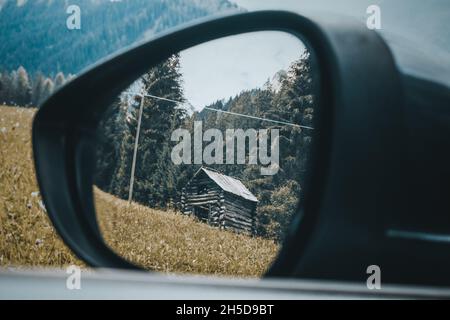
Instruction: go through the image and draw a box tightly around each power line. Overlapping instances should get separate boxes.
[203,107,313,130]
[123,91,314,130]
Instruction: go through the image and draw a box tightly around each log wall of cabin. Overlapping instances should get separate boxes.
[181,174,225,227]
[222,192,256,235]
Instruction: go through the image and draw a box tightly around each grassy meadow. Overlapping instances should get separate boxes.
[0,106,80,267]
[0,106,278,276]
[95,187,278,277]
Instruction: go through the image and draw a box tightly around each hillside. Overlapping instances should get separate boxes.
[0,0,240,76]
[0,106,78,266]
[95,187,278,276]
[0,106,278,276]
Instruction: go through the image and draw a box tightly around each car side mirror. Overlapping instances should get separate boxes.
[33,11,411,284]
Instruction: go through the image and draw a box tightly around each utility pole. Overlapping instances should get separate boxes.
[128,94,145,204]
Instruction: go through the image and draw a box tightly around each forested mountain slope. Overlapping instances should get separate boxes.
[0,0,239,76]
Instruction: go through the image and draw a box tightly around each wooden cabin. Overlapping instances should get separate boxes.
[181,167,258,235]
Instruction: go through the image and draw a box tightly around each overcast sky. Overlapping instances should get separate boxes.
[179,31,305,109]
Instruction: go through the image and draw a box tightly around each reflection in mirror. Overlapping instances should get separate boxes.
[94,31,318,277]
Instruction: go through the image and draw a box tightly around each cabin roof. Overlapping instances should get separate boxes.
[198,167,258,202]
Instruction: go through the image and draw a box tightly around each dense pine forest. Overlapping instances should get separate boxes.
[95,53,317,241]
[0,0,239,76]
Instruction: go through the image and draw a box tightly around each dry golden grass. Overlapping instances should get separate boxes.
[0,105,80,267]
[95,188,279,277]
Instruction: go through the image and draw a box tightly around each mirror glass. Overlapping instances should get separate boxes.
[93,31,318,277]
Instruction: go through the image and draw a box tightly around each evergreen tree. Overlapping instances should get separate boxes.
[13,66,32,106]
[95,97,128,192]
[0,71,13,105]
[253,52,316,239]
[54,72,66,89]
[31,73,45,107]
[109,55,186,207]
[40,78,54,104]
